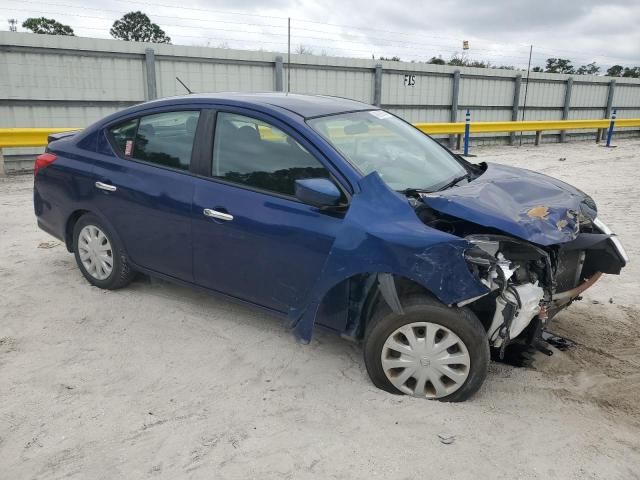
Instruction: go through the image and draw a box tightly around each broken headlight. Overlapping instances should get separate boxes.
[466,237,500,257]
[463,241,505,291]
[464,236,521,290]
[464,244,497,267]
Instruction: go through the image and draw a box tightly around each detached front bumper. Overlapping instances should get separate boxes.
[593,218,629,265]
[551,217,627,309]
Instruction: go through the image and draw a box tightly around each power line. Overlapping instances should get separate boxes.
[5,0,288,29]
[4,1,638,66]
[2,5,534,61]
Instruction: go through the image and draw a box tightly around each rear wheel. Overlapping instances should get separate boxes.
[364,294,489,402]
[73,214,134,289]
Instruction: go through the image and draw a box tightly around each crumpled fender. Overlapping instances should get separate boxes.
[420,163,597,246]
[289,172,489,342]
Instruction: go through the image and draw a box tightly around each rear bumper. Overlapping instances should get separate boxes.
[37,217,65,243]
[34,184,67,246]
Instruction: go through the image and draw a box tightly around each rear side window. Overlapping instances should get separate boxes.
[213,112,329,196]
[134,111,200,170]
[108,111,200,171]
[109,118,138,155]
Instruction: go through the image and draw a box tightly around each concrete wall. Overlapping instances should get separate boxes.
[2,31,640,172]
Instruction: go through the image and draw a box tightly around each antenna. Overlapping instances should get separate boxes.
[175,76,194,94]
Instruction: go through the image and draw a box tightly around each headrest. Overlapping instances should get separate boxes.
[236,125,260,143]
[138,123,155,136]
[186,116,198,135]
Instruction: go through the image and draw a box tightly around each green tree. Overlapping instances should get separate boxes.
[544,58,574,74]
[468,59,490,68]
[446,54,492,68]
[447,54,467,66]
[295,45,314,54]
[576,62,600,75]
[427,56,445,65]
[532,66,544,72]
[606,65,623,77]
[110,11,170,43]
[622,67,640,78]
[22,17,74,36]
[379,56,401,61]
[607,65,624,77]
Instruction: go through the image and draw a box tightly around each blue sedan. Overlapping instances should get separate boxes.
[34,93,627,401]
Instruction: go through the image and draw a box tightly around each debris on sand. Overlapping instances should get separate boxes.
[438,434,456,445]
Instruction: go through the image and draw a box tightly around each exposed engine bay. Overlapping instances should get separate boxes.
[405,174,628,356]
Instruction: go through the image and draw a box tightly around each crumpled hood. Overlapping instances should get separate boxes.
[419,163,597,246]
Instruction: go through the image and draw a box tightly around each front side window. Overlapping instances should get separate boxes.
[213,112,329,196]
[308,110,467,192]
[108,111,200,171]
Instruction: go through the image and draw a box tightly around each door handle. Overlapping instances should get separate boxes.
[95,181,117,192]
[203,208,233,221]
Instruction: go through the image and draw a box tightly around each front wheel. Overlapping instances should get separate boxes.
[73,213,134,290]
[363,294,489,402]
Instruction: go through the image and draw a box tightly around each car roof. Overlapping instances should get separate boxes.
[151,93,376,119]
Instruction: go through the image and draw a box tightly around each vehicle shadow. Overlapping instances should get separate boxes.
[128,273,367,376]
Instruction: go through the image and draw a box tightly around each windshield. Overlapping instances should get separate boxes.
[308,110,467,192]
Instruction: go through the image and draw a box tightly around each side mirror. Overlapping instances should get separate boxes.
[295,178,342,208]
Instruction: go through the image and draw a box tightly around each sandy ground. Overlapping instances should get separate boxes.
[1,138,640,479]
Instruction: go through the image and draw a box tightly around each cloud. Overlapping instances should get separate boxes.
[2,0,639,68]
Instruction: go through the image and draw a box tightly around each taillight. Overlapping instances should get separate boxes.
[34,152,57,176]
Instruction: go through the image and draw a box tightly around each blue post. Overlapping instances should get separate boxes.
[463,109,470,155]
[605,109,616,147]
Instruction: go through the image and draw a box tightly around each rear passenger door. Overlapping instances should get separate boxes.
[93,109,203,281]
[192,110,347,313]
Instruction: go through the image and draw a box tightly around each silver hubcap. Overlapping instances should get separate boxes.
[381,322,471,399]
[78,225,113,280]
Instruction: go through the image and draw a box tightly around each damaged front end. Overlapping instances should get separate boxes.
[463,234,550,355]
[410,163,628,355]
[460,231,626,357]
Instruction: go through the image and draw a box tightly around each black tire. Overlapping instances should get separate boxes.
[364,293,489,402]
[72,213,134,290]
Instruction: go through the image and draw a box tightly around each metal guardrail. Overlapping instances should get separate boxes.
[1,118,639,175]
[414,118,640,135]
[0,128,81,148]
[2,119,640,149]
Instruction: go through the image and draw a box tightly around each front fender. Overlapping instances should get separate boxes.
[290,172,489,342]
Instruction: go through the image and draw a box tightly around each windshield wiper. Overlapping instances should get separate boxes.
[399,173,471,196]
[399,187,434,196]
[436,173,470,192]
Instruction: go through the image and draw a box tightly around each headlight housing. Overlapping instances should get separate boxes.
[593,218,629,264]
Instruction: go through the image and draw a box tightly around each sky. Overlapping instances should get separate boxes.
[3,0,640,70]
